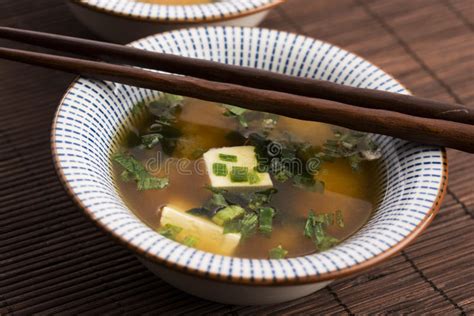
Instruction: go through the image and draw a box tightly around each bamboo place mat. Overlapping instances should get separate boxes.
[0,0,473,314]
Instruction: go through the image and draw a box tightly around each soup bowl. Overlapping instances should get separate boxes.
[52,26,447,305]
[67,0,285,42]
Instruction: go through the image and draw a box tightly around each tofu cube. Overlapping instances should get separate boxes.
[160,206,241,256]
[203,146,273,190]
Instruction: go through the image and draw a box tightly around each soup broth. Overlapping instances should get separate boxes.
[112,95,380,259]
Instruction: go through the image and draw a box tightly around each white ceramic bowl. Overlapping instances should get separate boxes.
[52,26,447,305]
[67,0,284,42]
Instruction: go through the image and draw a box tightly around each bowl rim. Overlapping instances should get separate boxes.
[69,0,286,24]
[51,26,448,286]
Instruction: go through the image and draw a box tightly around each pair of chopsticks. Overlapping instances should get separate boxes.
[0,27,473,153]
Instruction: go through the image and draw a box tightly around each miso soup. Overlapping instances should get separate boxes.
[112,94,381,259]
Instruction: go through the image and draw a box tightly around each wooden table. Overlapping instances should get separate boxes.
[1,0,473,314]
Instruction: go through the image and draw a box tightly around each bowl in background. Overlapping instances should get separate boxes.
[67,0,285,42]
[52,26,447,305]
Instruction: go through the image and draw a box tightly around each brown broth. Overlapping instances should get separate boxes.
[113,97,379,259]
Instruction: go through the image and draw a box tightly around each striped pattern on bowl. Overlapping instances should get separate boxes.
[71,0,280,22]
[52,27,447,285]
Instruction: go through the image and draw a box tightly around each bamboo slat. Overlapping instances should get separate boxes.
[0,0,472,314]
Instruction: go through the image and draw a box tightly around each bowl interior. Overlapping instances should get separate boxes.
[53,26,446,284]
[71,0,280,21]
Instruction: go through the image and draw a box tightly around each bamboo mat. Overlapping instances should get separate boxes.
[0,0,473,314]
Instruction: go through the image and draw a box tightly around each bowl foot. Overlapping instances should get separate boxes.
[138,256,332,305]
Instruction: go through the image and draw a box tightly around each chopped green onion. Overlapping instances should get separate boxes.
[141,133,162,149]
[274,168,292,182]
[223,220,241,234]
[182,235,199,247]
[303,210,341,252]
[212,205,245,226]
[219,153,238,162]
[222,104,248,128]
[203,192,228,213]
[258,207,276,235]
[240,213,258,239]
[318,130,380,171]
[212,162,228,176]
[323,212,335,226]
[161,93,184,106]
[292,174,325,193]
[269,245,288,259]
[131,100,147,115]
[313,221,327,244]
[317,235,339,251]
[304,210,316,238]
[113,152,169,190]
[248,188,277,210]
[248,171,260,184]
[230,166,249,182]
[158,224,182,240]
[336,209,344,228]
[120,170,133,182]
[222,104,246,116]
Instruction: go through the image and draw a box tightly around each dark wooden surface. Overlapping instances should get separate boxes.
[0,0,473,314]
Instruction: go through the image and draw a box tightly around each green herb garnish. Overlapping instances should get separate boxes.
[248,170,260,184]
[141,133,163,149]
[248,133,325,192]
[240,213,258,239]
[190,148,206,159]
[198,186,231,216]
[150,93,183,111]
[120,170,133,182]
[205,185,227,194]
[113,152,169,190]
[293,174,325,193]
[336,210,344,228]
[187,187,230,218]
[258,207,276,235]
[145,93,184,155]
[186,207,210,217]
[223,219,242,234]
[318,130,380,171]
[131,100,147,115]
[204,191,228,212]
[304,210,342,251]
[219,153,238,162]
[269,245,288,259]
[274,168,292,182]
[304,210,316,238]
[182,235,199,247]
[222,104,248,128]
[248,188,277,210]
[158,224,182,240]
[223,213,258,239]
[212,163,228,176]
[212,205,245,226]
[230,166,249,182]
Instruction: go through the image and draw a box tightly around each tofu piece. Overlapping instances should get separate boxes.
[160,206,241,256]
[203,146,273,191]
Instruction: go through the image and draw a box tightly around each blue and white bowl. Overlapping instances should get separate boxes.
[67,0,284,42]
[52,26,447,305]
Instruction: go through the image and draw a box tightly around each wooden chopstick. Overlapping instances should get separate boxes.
[0,26,472,125]
[0,46,473,153]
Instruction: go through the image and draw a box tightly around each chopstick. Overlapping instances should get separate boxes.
[1,45,473,153]
[0,26,473,125]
